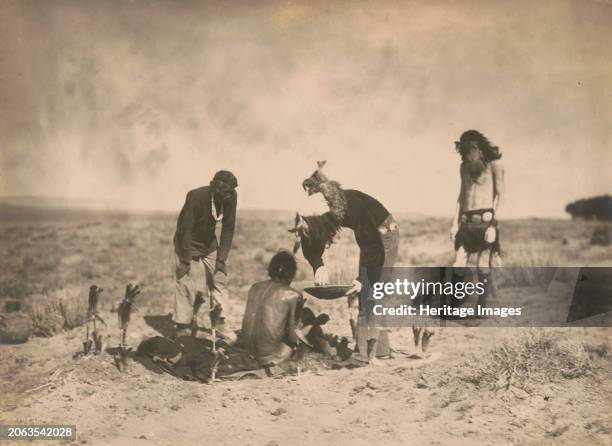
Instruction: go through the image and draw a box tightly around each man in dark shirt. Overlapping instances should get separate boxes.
[173,170,238,341]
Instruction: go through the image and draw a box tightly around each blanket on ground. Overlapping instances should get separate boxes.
[135,335,364,382]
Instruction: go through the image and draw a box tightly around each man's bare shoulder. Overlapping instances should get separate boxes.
[280,286,301,303]
[248,280,271,294]
[247,280,300,299]
[490,159,504,171]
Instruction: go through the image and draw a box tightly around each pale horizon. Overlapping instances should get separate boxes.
[1,192,603,220]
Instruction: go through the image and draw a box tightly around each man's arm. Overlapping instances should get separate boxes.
[302,234,329,285]
[284,292,302,347]
[240,285,258,353]
[216,191,237,274]
[491,160,505,220]
[175,191,196,265]
[301,234,325,273]
[450,165,465,240]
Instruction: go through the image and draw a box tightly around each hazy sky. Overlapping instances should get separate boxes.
[1,0,610,217]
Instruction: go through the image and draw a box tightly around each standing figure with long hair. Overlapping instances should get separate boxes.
[450,130,505,307]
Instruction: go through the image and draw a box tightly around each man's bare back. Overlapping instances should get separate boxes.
[241,279,300,366]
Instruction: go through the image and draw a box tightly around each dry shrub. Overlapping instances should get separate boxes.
[472,330,597,391]
[28,287,88,336]
[0,277,33,300]
[495,267,558,289]
[28,294,63,336]
[326,246,359,284]
[585,342,609,358]
[496,242,565,288]
[590,225,611,246]
[407,252,437,266]
[0,313,33,343]
[252,249,266,265]
[80,259,104,279]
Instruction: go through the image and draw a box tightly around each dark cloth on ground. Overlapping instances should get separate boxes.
[135,334,361,382]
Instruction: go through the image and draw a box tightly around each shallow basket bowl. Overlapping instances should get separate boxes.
[302,285,352,300]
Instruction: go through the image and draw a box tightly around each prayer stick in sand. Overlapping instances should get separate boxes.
[117,283,141,372]
[209,291,222,381]
[296,336,301,376]
[84,324,91,356]
[294,293,307,376]
[83,285,105,355]
[411,326,434,356]
[191,291,205,337]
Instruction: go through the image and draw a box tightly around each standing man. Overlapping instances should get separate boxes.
[450,130,505,307]
[174,170,238,341]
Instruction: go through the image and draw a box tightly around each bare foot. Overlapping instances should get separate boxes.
[368,357,384,367]
[421,329,435,353]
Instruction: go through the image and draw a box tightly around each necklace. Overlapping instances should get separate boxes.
[211,194,223,222]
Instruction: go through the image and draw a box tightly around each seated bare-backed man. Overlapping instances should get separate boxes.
[293,161,401,364]
[240,250,303,367]
[450,130,505,307]
[173,170,238,342]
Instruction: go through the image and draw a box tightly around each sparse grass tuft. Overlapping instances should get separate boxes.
[471,330,598,391]
[590,225,611,246]
[323,235,360,284]
[584,342,609,359]
[27,287,88,336]
[496,242,571,287]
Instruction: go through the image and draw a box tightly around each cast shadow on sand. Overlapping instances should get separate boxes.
[143,314,177,338]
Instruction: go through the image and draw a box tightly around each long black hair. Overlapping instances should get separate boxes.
[456,130,502,162]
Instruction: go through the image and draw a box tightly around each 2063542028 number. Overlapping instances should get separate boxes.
[0,425,76,440]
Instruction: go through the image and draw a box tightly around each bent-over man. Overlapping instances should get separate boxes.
[294,161,400,363]
[173,170,238,340]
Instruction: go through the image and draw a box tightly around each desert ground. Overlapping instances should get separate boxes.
[0,204,611,445]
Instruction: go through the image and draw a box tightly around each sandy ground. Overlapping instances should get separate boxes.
[2,300,611,446]
[1,210,611,445]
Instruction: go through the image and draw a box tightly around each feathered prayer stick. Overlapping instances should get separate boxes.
[83,285,106,355]
[293,294,312,376]
[117,283,141,372]
[192,291,205,337]
[209,297,222,381]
